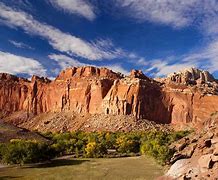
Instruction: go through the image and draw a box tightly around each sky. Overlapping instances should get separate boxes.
[0,0,218,79]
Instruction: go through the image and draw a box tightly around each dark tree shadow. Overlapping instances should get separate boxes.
[26,159,89,169]
[0,176,23,180]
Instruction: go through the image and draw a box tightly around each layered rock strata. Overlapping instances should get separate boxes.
[1,66,218,127]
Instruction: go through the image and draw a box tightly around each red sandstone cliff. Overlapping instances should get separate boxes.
[159,68,218,125]
[0,66,218,129]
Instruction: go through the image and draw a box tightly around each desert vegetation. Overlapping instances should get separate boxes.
[0,139,56,165]
[0,130,190,165]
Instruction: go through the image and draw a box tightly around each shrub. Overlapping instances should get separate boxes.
[0,139,56,165]
[140,139,174,164]
[116,135,140,153]
[85,142,106,158]
[0,143,6,159]
[42,130,190,164]
[170,130,191,142]
[85,142,98,158]
[140,130,190,164]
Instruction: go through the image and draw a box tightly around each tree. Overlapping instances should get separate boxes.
[85,142,98,158]
[85,142,106,158]
[1,139,56,165]
[116,135,140,153]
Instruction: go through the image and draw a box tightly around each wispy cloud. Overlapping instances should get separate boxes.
[146,38,218,77]
[48,54,87,70]
[49,53,129,75]
[114,0,218,76]
[105,64,129,75]
[0,51,46,76]
[181,40,218,73]
[146,59,195,77]
[0,2,152,77]
[3,1,217,78]
[115,0,218,29]
[50,0,96,21]
[0,3,123,61]
[115,0,197,28]
[9,40,34,50]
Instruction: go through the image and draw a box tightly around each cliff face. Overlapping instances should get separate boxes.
[163,90,218,125]
[102,77,171,123]
[166,67,216,85]
[0,67,121,116]
[0,74,53,118]
[1,66,218,127]
[160,67,218,125]
[0,73,30,114]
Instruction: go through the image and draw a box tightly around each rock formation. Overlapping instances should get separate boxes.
[166,67,216,85]
[0,119,48,143]
[164,112,218,179]
[0,66,218,130]
[159,67,218,125]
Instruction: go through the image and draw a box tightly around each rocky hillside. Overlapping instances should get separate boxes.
[164,112,218,179]
[3,111,171,132]
[0,120,48,143]
[0,66,218,131]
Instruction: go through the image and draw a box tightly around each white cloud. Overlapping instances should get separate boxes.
[146,38,218,77]
[114,0,218,76]
[48,54,88,70]
[116,0,218,30]
[146,59,195,77]
[0,51,46,76]
[182,40,218,73]
[49,53,129,75]
[105,64,129,75]
[116,0,197,28]
[126,53,149,67]
[136,57,148,66]
[9,40,34,49]
[50,0,96,21]
[0,3,122,61]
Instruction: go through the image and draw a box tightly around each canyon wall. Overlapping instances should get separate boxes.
[1,66,218,125]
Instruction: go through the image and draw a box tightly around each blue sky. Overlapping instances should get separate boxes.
[0,0,218,79]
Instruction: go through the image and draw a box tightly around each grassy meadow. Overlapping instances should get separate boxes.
[0,156,164,180]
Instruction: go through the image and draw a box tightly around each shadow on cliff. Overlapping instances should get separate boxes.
[137,81,173,124]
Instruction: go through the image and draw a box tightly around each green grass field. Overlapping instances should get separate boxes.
[0,156,164,180]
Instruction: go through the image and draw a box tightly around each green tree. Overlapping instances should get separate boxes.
[1,139,56,165]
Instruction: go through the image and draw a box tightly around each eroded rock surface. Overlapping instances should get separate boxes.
[164,113,218,179]
[0,66,218,130]
[166,67,216,85]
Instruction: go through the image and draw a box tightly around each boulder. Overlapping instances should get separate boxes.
[204,139,212,148]
[211,137,218,144]
[170,143,197,163]
[206,132,214,139]
[198,154,213,172]
[166,159,191,179]
[213,144,218,155]
[211,155,218,162]
[202,148,214,155]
